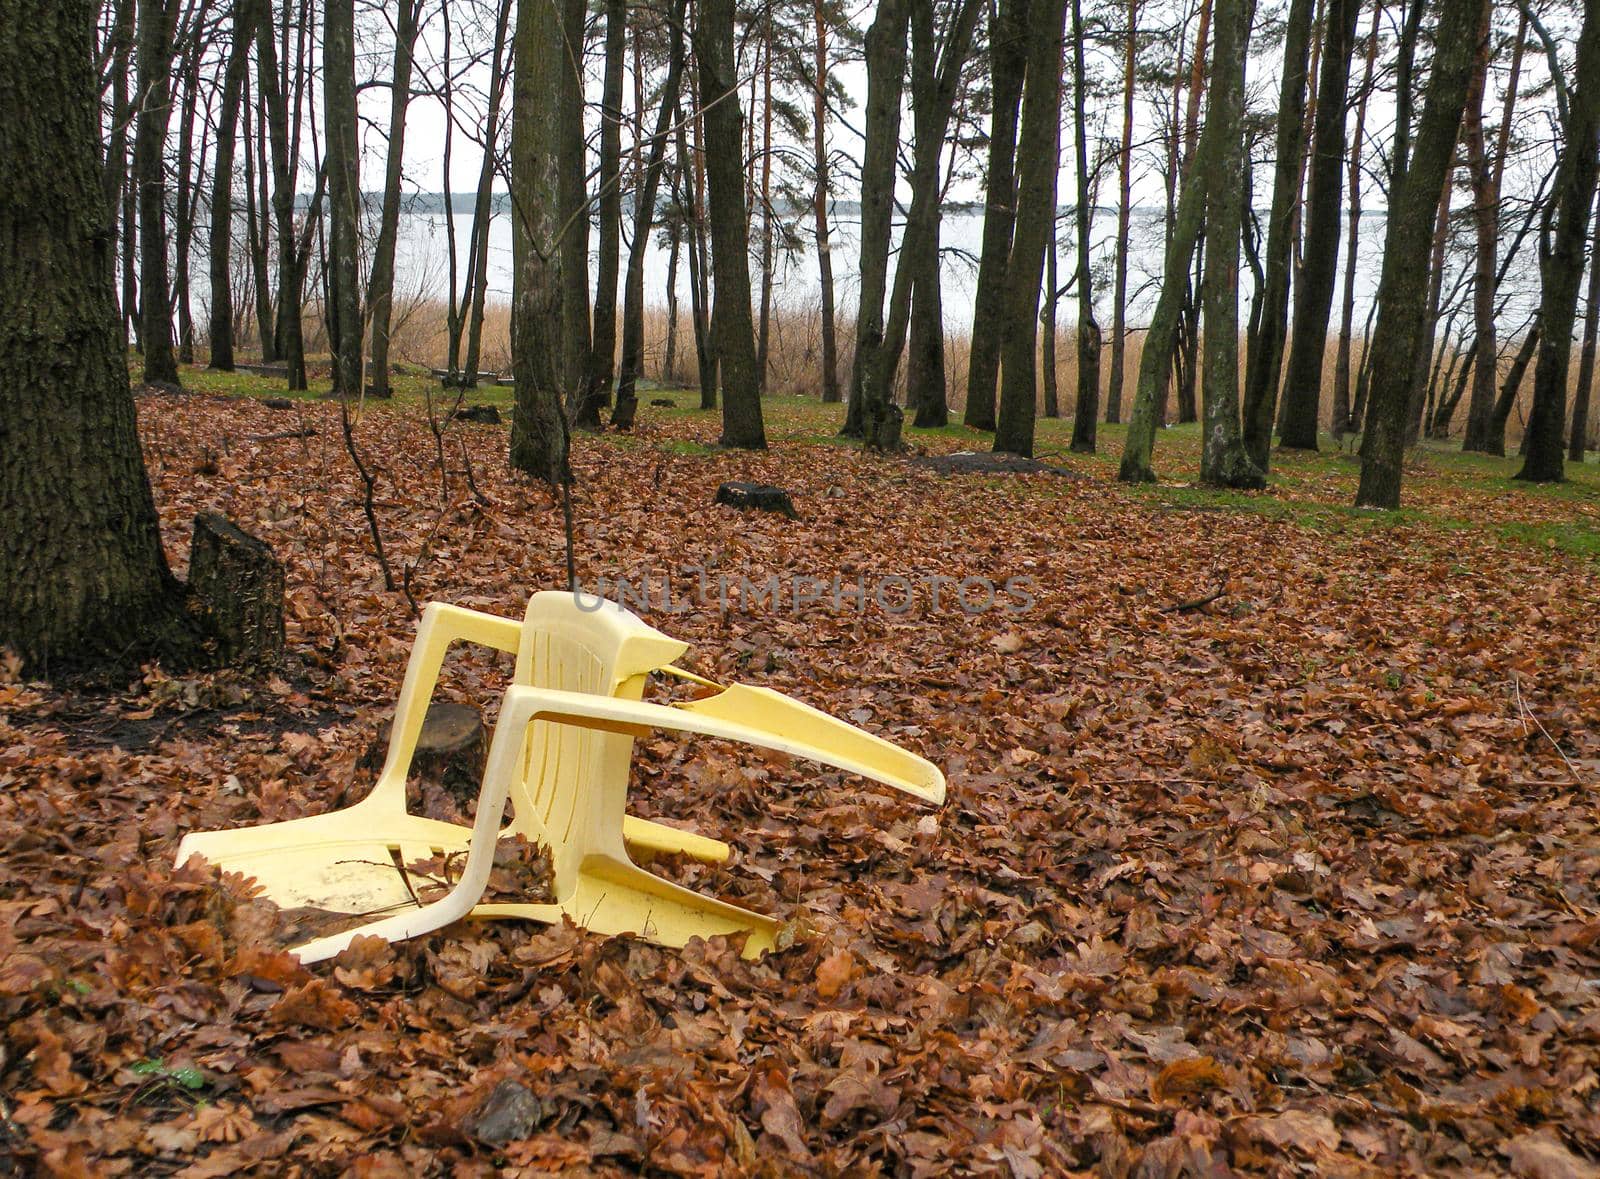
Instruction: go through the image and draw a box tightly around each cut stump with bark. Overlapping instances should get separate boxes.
[365,700,487,810]
[188,513,285,668]
[714,481,798,518]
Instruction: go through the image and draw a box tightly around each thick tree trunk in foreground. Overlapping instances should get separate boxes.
[1278,0,1362,452]
[1239,0,1312,467]
[1517,6,1600,483]
[1196,0,1262,488]
[994,0,1069,457]
[325,0,362,398]
[1,0,202,675]
[134,0,182,386]
[696,0,766,448]
[208,0,255,372]
[1356,0,1481,509]
[510,0,572,484]
[964,0,1027,430]
[366,0,422,397]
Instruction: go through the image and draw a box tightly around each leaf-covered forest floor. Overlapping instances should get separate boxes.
[3,370,1599,1176]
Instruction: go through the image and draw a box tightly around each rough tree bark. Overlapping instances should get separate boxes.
[464,0,514,387]
[558,0,593,423]
[510,0,572,484]
[1331,2,1380,438]
[993,0,1069,457]
[1,0,203,675]
[1277,0,1362,452]
[583,0,627,425]
[1572,194,1600,462]
[696,0,766,448]
[325,0,362,398]
[257,6,307,388]
[1196,0,1262,488]
[1516,3,1600,483]
[843,0,907,438]
[1356,0,1482,509]
[1239,0,1312,467]
[812,0,842,404]
[963,0,1028,431]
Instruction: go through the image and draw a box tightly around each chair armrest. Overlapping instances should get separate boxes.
[503,684,945,805]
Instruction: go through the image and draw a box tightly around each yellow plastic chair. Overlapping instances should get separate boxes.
[175,591,944,963]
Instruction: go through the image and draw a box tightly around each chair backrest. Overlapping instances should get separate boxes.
[506,592,687,893]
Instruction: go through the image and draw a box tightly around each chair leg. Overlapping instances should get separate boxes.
[473,856,778,959]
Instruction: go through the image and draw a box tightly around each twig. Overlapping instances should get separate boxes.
[248,427,317,442]
[338,394,397,594]
[1159,582,1228,613]
[1511,673,1585,784]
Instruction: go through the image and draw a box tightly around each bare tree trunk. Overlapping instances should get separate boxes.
[1277,0,1361,451]
[2,0,203,674]
[994,0,1069,457]
[583,0,627,420]
[812,0,841,404]
[510,0,571,484]
[1106,0,1139,425]
[258,3,306,388]
[133,0,183,386]
[1042,222,1060,419]
[558,0,593,422]
[1356,0,1482,509]
[1240,0,1312,466]
[102,0,134,313]
[366,0,422,398]
[614,0,686,429]
[844,0,907,438]
[696,0,766,447]
[209,0,255,371]
[1517,4,1600,482]
[1068,0,1100,452]
[464,0,514,387]
[1572,194,1600,462]
[1197,0,1261,487]
[325,0,361,398]
[1331,1,1379,438]
[755,16,774,395]
[1460,4,1499,452]
[1404,169,1454,445]
[963,0,1027,430]
[248,78,275,359]
[681,100,716,410]
[172,20,206,366]
[909,233,949,426]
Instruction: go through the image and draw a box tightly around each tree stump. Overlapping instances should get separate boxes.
[454,404,502,424]
[365,700,486,812]
[188,513,285,667]
[714,481,798,518]
[649,397,677,408]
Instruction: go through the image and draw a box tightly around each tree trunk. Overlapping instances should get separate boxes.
[695,0,766,448]
[614,0,687,429]
[756,17,774,395]
[993,0,1069,457]
[1277,0,1361,451]
[1356,0,1481,509]
[681,105,716,411]
[558,0,594,424]
[1195,0,1261,487]
[464,0,514,387]
[1572,193,1600,463]
[1405,170,1454,445]
[325,0,361,398]
[843,0,908,438]
[1332,2,1379,438]
[963,0,1027,431]
[366,0,422,398]
[585,0,627,420]
[1488,320,1540,452]
[1042,224,1060,419]
[1461,4,1500,452]
[1516,7,1600,482]
[102,0,134,311]
[1239,0,1312,466]
[909,237,949,427]
[208,0,254,371]
[133,0,182,386]
[247,80,275,360]
[1068,0,1100,453]
[258,6,306,388]
[510,0,572,484]
[1,0,203,674]
[171,24,204,367]
[1106,0,1140,426]
[812,0,841,404]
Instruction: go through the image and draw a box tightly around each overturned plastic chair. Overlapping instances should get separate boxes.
[175,591,944,963]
